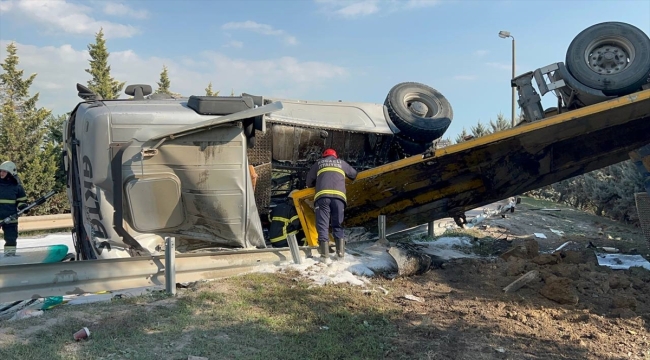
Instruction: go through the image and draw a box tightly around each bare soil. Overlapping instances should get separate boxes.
[382,197,650,359]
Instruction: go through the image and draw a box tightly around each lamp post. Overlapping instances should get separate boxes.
[498,30,516,127]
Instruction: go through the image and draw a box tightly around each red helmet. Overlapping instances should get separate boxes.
[322,148,338,158]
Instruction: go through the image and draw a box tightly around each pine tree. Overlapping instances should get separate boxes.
[489,112,511,133]
[455,128,470,144]
[0,42,61,214]
[205,82,219,96]
[85,28,125,100]
[470,120,491,138]
[155,65,171,94]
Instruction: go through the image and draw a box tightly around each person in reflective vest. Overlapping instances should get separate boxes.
[0,161,28,257]
[305,148,357,260]
[268,191,305,248]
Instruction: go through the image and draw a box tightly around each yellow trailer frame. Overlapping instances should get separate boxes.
[292,89,650,246]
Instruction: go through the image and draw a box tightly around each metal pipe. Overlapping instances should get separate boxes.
[287,233,302,264]
[427,221,434,238]
[165,237,176,295]
[378,215,386,241]
[512,36,517,127]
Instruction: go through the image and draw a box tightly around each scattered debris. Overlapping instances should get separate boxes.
[534,233,547,239]
[554,241,573,252]
[377,286,389,295]
[503,270,540,293]
[596,253,650,270]
[73,327,90,341]
[550,229,565,236]
[402,294,424,303]
[319,326,329,330]
[187,356,208,360]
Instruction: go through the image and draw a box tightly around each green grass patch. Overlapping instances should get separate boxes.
[0,272,402,360]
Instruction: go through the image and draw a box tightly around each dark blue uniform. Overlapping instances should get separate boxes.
[306,155,357,245]
[1,173,27,254]
[268,198,305,248]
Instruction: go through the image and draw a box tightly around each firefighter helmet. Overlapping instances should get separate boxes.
[0,161,17,177]
[322,148,338,158]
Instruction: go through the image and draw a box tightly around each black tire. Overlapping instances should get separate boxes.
[385,82,453,143]
[394,135,432,156]
[566,22,650,96]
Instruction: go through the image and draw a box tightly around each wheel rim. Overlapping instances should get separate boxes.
[584,35,636,75]
[404,93,439,118]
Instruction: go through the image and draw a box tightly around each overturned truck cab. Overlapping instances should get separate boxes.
[63,82,454,260]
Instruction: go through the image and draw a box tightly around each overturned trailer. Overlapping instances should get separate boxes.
[63,81,454,260]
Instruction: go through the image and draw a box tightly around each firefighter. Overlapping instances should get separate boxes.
[305,148,357,261]
[268,191,305,248]
[0,161,28,257]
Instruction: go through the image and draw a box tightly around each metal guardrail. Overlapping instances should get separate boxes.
[0,213,73,233]
[0,246,315,303]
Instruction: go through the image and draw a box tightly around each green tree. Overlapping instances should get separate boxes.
[205,82,219,96]
[454,128,470,144]
[489,112,511,133]
[155,65,171,94]
[0,42,62,214]
[85,28,125,100]
[470,120,491,138]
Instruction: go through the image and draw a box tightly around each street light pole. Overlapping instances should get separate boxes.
[499,31,516,127]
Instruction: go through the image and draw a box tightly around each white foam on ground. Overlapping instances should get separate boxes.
[0,232,74,251]
[251,249,397,287]
[415,236,478,260]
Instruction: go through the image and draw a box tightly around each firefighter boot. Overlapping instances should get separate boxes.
[335,238,346,259]
[318,241,331,264]
[4,246,17,257]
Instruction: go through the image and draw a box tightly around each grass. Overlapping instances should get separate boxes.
[0,272,403,360]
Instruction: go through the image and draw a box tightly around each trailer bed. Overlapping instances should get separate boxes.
[292,89,650,245]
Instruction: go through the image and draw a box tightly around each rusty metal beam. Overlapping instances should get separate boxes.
[293,89,650,246]
[0,247,314,303]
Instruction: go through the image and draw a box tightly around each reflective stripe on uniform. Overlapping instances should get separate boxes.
[314,189,346,202]
[317,167,345,177]
[0,199,16,204]
[270,215,300,242]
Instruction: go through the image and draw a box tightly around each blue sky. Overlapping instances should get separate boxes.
[1,0,648,139]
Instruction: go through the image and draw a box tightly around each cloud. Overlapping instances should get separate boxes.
[453,75,476,81]
[315,0,440,18]
[0,0,139,38]
[224,40,244,49]
[0,0,12,13]
[473,50,488,57]
[486,62,511,71]
[102,2,149,19]
[221,21,298,45]
[0,40,348,115]
[335,1,380,17]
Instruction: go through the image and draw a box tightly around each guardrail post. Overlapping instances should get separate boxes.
[165,237,176,295]
[378,215,386,241]
[428,221,435,238]
[287,233,302,265]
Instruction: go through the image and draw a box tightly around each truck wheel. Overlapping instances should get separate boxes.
[395,135,432,156]
[566,22,650,96]
[385,82,453,143]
